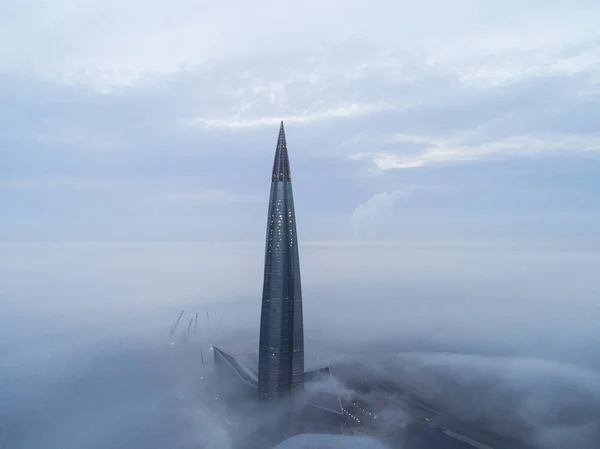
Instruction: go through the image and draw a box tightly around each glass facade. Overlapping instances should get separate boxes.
[258,122,305,400]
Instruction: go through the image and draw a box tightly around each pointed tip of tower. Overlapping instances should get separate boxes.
[277,120,286,145]
[272,121,291,181]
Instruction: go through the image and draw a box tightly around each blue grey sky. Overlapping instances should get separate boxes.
[2,0,600,241]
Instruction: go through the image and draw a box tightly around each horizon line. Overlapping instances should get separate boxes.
[1,239,599,249]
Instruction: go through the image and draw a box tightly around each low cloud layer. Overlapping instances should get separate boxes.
[2,242,600,448]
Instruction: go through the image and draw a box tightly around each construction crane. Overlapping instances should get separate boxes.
[169,310,184,337]
[185,318,193,342]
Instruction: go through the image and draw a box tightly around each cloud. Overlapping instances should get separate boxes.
[185,103,391,130]
[351,132,600,170]
[4,242,600,448]
[181,37,600,132]
[2,1,598,88]
[1,0,600,241]
[350,190,411,239]
[335,353,600,448]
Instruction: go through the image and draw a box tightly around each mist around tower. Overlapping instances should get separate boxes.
[191,123,600,449]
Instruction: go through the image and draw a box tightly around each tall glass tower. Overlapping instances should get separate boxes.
[258,121,304,400]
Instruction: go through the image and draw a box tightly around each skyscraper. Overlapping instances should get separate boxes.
[257,121,304,400]
[210,125,510,449]
[211,122,341,417]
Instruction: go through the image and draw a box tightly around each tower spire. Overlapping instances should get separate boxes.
[258,122,304,400]
[272,120,291,181]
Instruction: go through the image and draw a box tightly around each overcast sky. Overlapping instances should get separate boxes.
[2,0,600,241]
[3,6,600,446]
